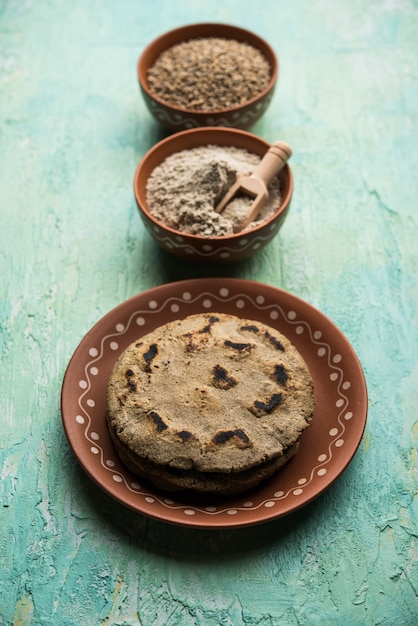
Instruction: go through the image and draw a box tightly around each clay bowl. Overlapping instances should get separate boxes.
[137,23,278,132]
[133,127,293,264]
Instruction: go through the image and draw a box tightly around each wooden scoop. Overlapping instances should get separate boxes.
[215,141,292,230]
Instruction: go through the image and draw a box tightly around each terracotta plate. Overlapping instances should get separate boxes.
[61,278,367,528]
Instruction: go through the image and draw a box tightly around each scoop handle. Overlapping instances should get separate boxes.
[250,141,292,185]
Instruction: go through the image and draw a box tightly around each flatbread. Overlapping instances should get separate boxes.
[106,313,315,493]
[108,425,299,495]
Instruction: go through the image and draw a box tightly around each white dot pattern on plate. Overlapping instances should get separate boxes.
[73,284,359,519]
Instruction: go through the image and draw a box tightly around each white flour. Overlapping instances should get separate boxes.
[145,145,282,237]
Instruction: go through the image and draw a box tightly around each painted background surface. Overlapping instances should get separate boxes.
[1,0,417,624]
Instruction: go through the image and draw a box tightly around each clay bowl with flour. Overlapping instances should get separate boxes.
[133,127,293,264]
[138,23,278,132]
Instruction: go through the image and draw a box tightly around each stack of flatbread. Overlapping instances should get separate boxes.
[106,312,315,495]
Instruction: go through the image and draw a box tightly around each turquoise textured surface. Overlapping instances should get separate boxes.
[1,1,417,624]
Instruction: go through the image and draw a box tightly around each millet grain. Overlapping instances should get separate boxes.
[147,37,271,111]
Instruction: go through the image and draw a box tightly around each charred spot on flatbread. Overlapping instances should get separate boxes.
[199,315,220,333]
[176,430,197,442]
[264,331,285,351]
[224,340,254,353]
[240,323,260,333]
[211,429,251,447]
[125,369,137,392]
[273,364,289,386]
[149,410,167,433]
[252,393,283,416]
[143,344,158,372]
[182,315,221,352]
[212,364,238,389]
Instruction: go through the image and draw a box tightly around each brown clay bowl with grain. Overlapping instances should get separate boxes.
[133,127,293,264]
[137,23,278,132]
